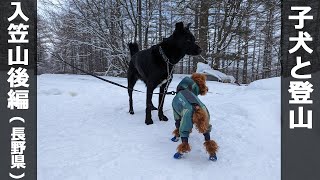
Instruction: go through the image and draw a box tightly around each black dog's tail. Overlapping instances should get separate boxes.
[128,43,139,57]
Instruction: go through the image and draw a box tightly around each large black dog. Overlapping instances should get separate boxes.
[127,22,202,125]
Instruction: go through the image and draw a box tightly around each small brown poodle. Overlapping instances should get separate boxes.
[171,73,218,161]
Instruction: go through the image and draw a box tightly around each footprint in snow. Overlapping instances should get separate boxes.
[68,92,78,97]
[39,88,62,95]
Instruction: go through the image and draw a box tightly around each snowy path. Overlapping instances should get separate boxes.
[38,74,280,180]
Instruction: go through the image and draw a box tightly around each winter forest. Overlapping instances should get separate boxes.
[37,0,281,84]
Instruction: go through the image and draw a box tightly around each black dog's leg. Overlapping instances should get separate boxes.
[127,66,138,115]
[158,81,170,121]
[145,83,157,125]
[151,104,158,111]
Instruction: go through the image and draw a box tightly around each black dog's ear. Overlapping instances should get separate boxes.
[175,22,184,31]
[186,23,192,30]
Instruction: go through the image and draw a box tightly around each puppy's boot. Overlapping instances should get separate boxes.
[174,141,190,159]
[209,154,217,161]
[171,129,180,142]
[171,136,180,142]
[173,152,183,159]
[204,140,219,160]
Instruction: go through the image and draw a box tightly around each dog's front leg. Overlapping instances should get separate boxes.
[145,84,156,125]
[158,81,171,121]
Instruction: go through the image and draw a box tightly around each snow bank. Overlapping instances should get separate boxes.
[196,62,235,83]
[248,77,281,90]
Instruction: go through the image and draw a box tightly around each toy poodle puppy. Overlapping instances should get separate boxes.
[171,73,218,161]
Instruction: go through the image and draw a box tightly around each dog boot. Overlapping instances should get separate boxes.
[173,152,183,159]
[171,136,180,142]
[209,154,217,161]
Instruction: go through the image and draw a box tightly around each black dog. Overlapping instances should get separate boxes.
[127,22,202,125]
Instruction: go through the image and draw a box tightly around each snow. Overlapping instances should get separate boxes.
[38,74,280,180]
[196,62,236,83]
[247,77,281,90]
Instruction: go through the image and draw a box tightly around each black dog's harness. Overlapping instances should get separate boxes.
[158,46,176,107]
[159,46,175,66]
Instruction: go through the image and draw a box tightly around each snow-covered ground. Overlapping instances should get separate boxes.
[37,74,280,180]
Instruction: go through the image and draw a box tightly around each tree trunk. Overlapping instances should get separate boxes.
[193,1,200,72]
[262,4,274,79]
[256,33,262,80]
[180,61,183,74]
[199,0,210,57]
[213,1,221,69]
[144,0,149,48]
[138,0,142,48]
[236,36,241,83]
[242,17,249,84]
[251,17,258,81]
[158,0,162,42]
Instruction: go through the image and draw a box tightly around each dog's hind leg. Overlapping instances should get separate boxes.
[127,67,138,115]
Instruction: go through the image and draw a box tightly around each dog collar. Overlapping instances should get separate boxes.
[159,46,174,65]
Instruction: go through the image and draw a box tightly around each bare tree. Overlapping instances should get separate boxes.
[38,0,281,82]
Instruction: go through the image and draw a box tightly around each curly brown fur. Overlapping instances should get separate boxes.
[172,128,180,137]
[191,73,208,95]
[177,142,191,153]
[204,140,219,156]
[192,106,209,134]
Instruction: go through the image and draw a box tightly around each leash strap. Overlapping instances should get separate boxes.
[51,53,145,93]
[50,52,176,95]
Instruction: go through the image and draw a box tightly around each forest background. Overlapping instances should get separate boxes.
[37,0,281,84]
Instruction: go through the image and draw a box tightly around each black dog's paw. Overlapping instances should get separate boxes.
[145,119,154,125]
[159,115,169,121]
[129,110,135,115]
